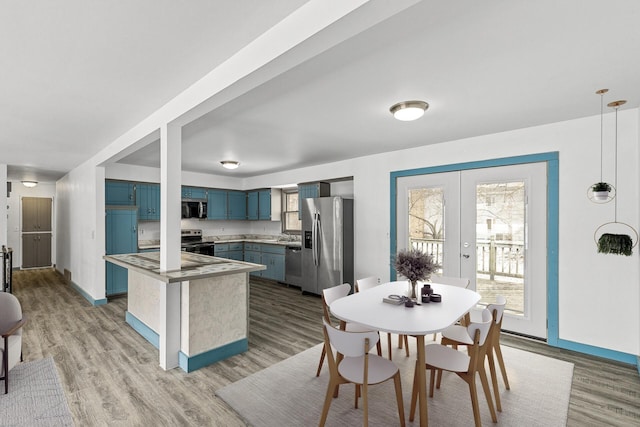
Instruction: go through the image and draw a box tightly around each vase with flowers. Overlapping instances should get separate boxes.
[394,248,440,299]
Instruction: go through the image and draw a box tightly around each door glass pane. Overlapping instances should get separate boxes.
[475,181,525,315]
[408,187,444,274]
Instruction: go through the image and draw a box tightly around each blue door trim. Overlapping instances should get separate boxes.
[390,153,562,342]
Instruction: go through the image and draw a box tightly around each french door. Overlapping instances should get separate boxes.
[396,162,547,339]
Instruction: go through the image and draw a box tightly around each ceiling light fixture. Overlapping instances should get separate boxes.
[21,181,38,188]
[220,160,240,170]
[389,100,429,121]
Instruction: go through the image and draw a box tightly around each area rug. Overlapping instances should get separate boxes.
[0,357,74,426]
[217,340,573,426]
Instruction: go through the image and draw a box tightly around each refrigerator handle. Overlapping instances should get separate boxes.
[313,211,319,267]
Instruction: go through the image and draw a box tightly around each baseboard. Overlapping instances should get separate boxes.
[178,339,248,373]
[69,280,107,306]
[125,311,159,349]
[556,338,637,365]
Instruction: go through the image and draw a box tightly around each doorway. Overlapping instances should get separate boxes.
[21,197,53,269]
[392,154,558,340]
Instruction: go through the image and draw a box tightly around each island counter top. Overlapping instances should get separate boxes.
[104,251,265,283]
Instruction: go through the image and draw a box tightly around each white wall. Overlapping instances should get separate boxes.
[242,109,640,356]
[6,181,57,268]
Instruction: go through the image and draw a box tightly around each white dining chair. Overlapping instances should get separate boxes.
[316,283,381,377]
[410,309,496,426]
[428,275,471,340]
[441,295,509,411]
[319,318,406,427]
[355,276,409,361]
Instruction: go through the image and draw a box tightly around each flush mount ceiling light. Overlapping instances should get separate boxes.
[389,100,429,121]
[220,160,240,170]
[21,181,38,188]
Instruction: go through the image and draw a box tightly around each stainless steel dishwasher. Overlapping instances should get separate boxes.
[285,246,302,287]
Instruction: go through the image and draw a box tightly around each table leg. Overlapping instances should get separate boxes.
[416,334,428,426]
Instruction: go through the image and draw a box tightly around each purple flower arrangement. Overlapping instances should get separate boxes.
[394,248,439,282]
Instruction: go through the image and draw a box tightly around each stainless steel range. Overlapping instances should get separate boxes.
[181,229,215,256]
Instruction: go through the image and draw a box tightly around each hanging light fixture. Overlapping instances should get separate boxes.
[594,98,638,255]
[588,89,614,203]
[21,181,38,188]
[220,160,240,170]
[389,100,429,121]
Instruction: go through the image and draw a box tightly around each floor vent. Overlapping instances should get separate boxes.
[64,269,72,284]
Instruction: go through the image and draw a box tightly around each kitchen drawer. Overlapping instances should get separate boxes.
[229,242,244,251]
[245,243,261,252]
[214,243,229,254]
[261,244,285,255]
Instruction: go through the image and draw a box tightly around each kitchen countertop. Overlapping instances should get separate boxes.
[104,251,265,283]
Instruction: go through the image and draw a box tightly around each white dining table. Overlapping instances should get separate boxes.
[330,280,481,427]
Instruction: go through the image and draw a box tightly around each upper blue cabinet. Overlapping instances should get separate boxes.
[247,189,281,221]
[182,186,207,200]
[137,183,160,221]
[208,189,247,220]
[105,180,135,206]
[297,182,330,218]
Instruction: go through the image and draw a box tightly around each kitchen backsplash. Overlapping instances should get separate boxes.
[138,219,286,241]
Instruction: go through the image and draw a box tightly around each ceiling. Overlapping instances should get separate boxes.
[4,0,640,182]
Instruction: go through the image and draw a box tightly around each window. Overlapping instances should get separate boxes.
[282,189,301,232]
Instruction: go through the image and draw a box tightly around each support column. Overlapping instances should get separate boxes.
[0,164,7,248]
[158,123,182,370]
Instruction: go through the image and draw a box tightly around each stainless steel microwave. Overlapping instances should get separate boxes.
[182,201,207,219]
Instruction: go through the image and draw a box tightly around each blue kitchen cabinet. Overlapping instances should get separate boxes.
[247,189,278,220]
[106,180,135,206]
[217,242,245,261]
[258,190,271,220]
[136,183,160,221]
[106,208,137,295]
[247,191,259,220]
[244,242,262,276]
[207,189,228,219]
[260,244,285,282]
[228,191,247,220]
[182,186,207,200]
[297,182,330,218]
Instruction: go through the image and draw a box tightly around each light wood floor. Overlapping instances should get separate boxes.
[12,268,640,426]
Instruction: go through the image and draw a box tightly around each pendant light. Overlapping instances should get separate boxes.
[588,89,614,203]
[594,98,638,255]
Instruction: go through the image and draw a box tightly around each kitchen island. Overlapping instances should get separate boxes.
[104,251,265,372]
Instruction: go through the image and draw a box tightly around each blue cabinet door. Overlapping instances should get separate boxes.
[182,186,207,199]
[244,250,261,276]
[258,190,271,220]
[106,181,135,206]
[247,191,259,220]
[207,189,227,219]
[136,183,150,220]
[106,208,137,295]
[261,252,285,281]
[149,184,160,220]
[228,191,247,220]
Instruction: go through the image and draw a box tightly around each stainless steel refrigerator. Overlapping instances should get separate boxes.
[301,196,354,295]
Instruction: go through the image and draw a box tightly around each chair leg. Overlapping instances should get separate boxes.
[362,382,369,427]
[398,334,404,349]
[403,335,410,357]
[467,376,483,427]
[486,350,502,412]
[393,372,406,427]
[494,343,510,390]
[387,333,392,360]
[478,365,498,423]
[3,351,8,394]
[316,345,326,377]
[409,360,419,422]
[429,368,436,397]
[376,340,382,357]
[319,377,339,427]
